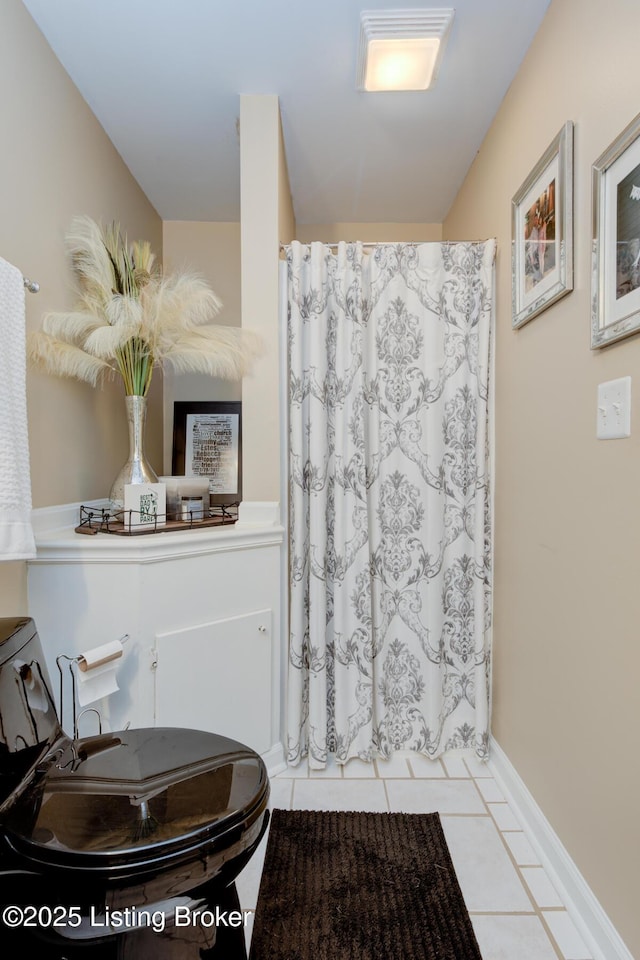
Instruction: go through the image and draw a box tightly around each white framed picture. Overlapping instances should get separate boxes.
[592,110,640,347]
[511,121,574,329]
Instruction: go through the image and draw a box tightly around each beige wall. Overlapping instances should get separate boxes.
[444,0,640,953]
[161,221,242,473]
[7,4,636,947]
[296,222,442,243]
[0,0,162,614]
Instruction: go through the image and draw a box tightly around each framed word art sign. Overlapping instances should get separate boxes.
[172,401,242,505]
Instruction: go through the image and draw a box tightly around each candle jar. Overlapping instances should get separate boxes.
[158,476,210,520]
[180,495,204,522]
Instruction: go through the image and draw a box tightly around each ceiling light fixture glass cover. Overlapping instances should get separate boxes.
[356,9,455,92]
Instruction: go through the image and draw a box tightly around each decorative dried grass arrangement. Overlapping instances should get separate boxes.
[28,216,261,396]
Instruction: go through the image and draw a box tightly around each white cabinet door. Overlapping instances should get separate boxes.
[154,609,272,754]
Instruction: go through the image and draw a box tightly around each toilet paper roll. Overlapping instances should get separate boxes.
[76,640,124,706]
[78,640,124,673]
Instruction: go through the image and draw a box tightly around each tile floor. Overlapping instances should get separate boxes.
[236,750,595,960]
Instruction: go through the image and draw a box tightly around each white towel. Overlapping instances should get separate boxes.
[0,256,36,560]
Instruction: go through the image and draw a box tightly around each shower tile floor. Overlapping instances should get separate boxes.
[236,751,595,960]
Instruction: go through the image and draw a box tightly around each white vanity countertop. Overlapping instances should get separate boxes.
[30,500,284,563]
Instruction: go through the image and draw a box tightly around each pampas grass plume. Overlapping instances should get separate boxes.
[29,216,262,394]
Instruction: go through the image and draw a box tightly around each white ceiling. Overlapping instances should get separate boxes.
[23,0,551,225]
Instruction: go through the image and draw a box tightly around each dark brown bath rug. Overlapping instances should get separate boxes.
[249,808,482,960]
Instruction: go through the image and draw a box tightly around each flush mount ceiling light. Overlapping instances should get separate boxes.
[356,8,454,92]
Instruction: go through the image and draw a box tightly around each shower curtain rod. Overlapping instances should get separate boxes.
[280,240,494,251]
[279,240,431,250]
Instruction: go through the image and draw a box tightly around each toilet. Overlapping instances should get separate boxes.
[0,616,270,958]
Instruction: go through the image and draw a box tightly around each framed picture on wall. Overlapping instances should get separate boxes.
[172,401,242,504]
[511,121,574,329]
[592,110,640,347]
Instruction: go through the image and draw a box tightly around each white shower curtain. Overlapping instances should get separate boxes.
[285,240,495,768]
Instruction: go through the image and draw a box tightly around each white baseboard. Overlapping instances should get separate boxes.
[263,741,286,778]
[489,739,634,960]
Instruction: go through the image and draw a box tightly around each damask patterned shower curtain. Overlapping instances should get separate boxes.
[285,239,496,768]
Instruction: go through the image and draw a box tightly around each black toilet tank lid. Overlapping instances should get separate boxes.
[0,617,37,665]
[1,727,268,869]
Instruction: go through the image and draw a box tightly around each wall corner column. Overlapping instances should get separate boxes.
[240,94,295,511]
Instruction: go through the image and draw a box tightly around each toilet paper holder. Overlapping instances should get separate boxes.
[56,635,129,740]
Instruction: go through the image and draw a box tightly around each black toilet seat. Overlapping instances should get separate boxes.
[0,619,268,958]
[2,727,269,884]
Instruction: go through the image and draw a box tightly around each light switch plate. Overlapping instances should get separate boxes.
[597,376,631,439]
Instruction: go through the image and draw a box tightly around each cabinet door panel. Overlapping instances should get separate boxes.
[154,609,272,754]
